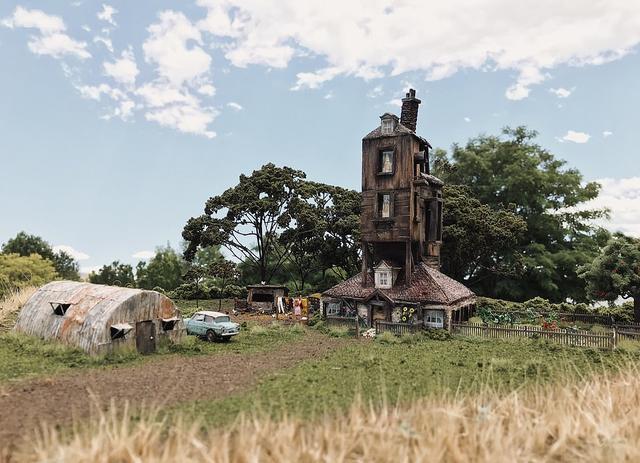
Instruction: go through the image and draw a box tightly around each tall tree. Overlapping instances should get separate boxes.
[433,127,608,302]
[440,185,527,285]
[2,231,80,280]
[136,245,186,291]
[182,163,308,283]
[208,260,240,310]
[0,254,58,299]
[88,261,135,287]
[579,234,640,321]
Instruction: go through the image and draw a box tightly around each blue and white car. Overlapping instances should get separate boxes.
[185,310,240,342]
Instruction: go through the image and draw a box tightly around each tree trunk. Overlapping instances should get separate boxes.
[634,295,640,323]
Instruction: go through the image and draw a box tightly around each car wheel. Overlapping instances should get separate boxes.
[206,330,217,342]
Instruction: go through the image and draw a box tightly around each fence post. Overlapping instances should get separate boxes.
[612,325,617,350]
[355,315,360,338]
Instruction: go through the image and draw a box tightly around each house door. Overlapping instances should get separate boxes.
[136,320,156,354]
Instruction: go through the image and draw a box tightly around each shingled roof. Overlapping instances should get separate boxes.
[323,263,475,307]
[363,121,415,140]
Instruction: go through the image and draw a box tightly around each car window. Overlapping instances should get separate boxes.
[193,314,205,322]
[215,316,230,323]
[204,315,214,324]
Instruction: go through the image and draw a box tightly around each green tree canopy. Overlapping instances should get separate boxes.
[88,261,135,287]
[433,127,608,302]
[1,231,79,280]
[136,245,186,291]
[0,254,58,299]
[579,234,640,321]
[440,185,527,285]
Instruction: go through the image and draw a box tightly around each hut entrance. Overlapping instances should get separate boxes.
[136,320,156,354]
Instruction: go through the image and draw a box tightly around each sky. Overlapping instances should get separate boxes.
[0,1,639,274]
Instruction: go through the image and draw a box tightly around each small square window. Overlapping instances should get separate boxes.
[379,150,393,174]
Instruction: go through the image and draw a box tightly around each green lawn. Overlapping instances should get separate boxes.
[0,322,305,383]
[178,335,640,426]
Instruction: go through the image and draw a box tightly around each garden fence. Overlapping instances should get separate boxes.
[375,320,422,336]
[325,316,359,331]
[489,310,620,326]
[452,322,615,349]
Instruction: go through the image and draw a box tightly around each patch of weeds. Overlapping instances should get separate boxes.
[376,331,399,344]
[423,329,451,341]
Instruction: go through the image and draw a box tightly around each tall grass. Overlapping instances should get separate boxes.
[16,363,640,462]
[0,285,35,332]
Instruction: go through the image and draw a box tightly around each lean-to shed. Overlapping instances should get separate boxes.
[14,281,183,355]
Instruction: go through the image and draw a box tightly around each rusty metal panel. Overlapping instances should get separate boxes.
[14,281,184,355]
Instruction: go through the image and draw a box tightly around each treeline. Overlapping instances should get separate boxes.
[0,232,80,299]
[3,127,638,315]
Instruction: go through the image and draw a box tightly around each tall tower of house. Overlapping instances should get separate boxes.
[360,89,443,287]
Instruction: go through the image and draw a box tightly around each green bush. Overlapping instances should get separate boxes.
[423,329,451,341]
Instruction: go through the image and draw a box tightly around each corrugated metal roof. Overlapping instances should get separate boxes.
[14,281,182,354]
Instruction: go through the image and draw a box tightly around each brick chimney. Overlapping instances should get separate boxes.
[400,89,421,132]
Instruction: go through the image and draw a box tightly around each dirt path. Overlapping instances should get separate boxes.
[0,331,349,450]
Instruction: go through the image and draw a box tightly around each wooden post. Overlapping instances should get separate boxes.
[612,325,617,350]
[355,313,360,338]
[405,240,412,285]
[361,242,369,287]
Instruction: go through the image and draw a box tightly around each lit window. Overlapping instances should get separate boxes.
[378,193,391,218]
[379,150,393,174]
[381,119,394,135]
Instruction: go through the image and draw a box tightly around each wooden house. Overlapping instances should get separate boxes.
[246,284,289,312]
[322,89,475,330]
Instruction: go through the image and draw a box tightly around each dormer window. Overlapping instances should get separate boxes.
[381,118,394,135]
[374,261,400,289]
[379,113,397,135]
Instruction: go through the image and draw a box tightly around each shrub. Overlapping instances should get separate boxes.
[376,331,399,344]
[423,329,451,341]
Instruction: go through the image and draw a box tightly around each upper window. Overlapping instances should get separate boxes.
[379,150,393,174]
[381,118,394,135]
[378,271,389,286]
[378,193,392,218]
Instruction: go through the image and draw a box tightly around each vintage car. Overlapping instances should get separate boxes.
[185,310,240,342]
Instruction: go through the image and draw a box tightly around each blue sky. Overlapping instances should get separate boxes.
[1,1,639,273]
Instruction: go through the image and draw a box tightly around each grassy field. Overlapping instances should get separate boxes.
[21,367,640,463]
[176,334,640,426]
[0,322,305,383]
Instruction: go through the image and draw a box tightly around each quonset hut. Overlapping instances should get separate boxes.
[322,89,475,330]
[14,281,183,355]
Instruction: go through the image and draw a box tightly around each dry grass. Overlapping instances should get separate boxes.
[0,286,35,332]
[14,364,640,463]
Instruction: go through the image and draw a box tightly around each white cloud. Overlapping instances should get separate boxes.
[97,4,117,26]
[104,49,139,86]
[198,84,216,96]
[53,244,90,261]
[226,101,243,110]
[464,117,471,122]
[196,0,640,98]
[143,10,211,87]
[550,87,574,98]
[80,265,101,275]
[132,250,156,260]
[2,7,90,59]
[145,104,217,138]
[367,85,383,98]
[93,35,113,53]
[603,131,613,138]
[584,177,640,237]
[138,10,217,138]
[387,99,402,107]
[560,130,591,144]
